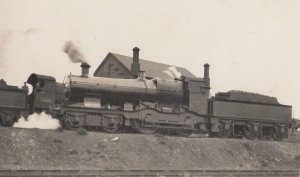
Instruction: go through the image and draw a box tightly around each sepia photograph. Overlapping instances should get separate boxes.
[0,0,299,176]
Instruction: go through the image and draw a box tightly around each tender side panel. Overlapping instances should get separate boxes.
[0,89,27,109]
[212,100,291,122]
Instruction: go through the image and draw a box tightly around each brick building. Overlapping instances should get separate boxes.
[93,47,196,80]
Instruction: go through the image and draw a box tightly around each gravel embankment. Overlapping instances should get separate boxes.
[0,127,299,170]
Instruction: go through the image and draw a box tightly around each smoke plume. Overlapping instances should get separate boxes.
[164,66,182,79]
[13,112,60,129]
[63,41,87,63]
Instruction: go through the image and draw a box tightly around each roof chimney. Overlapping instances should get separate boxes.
[81,63,90,77]
[204,63,210,87]
[131,47,140,76]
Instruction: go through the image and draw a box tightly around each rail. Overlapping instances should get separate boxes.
[0,169,299,177]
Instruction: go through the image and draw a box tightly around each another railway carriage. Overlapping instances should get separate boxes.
[0,74,65,126]
[0,80,28,126]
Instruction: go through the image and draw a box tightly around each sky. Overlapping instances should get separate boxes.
[0,0,300,118]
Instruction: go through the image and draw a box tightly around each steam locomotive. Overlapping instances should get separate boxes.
[0,63,292,140]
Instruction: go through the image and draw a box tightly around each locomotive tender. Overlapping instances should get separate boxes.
[0,59,292,140]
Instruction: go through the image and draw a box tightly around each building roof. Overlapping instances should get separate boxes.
[94,53,196,79]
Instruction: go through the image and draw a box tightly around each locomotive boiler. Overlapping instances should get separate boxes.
[65,71,184,107]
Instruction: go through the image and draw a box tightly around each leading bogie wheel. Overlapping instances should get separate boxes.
[63,119,80,130]
[102,115,122,133]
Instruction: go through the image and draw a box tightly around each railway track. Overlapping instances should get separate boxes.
[0,169,299,177]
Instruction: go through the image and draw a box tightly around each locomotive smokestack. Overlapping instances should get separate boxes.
[131,47,140,76]
[204,63,210,87]
[81,63,90,77]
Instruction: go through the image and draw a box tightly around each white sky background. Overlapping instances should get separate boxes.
[0,0,300,118]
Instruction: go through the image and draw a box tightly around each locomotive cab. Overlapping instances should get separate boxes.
[27,74,65,113]
[182,77,210,115]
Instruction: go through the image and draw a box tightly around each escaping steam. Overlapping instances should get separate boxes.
[63,41,87,63]
[13,112,60,129]
[164,66,182,79]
